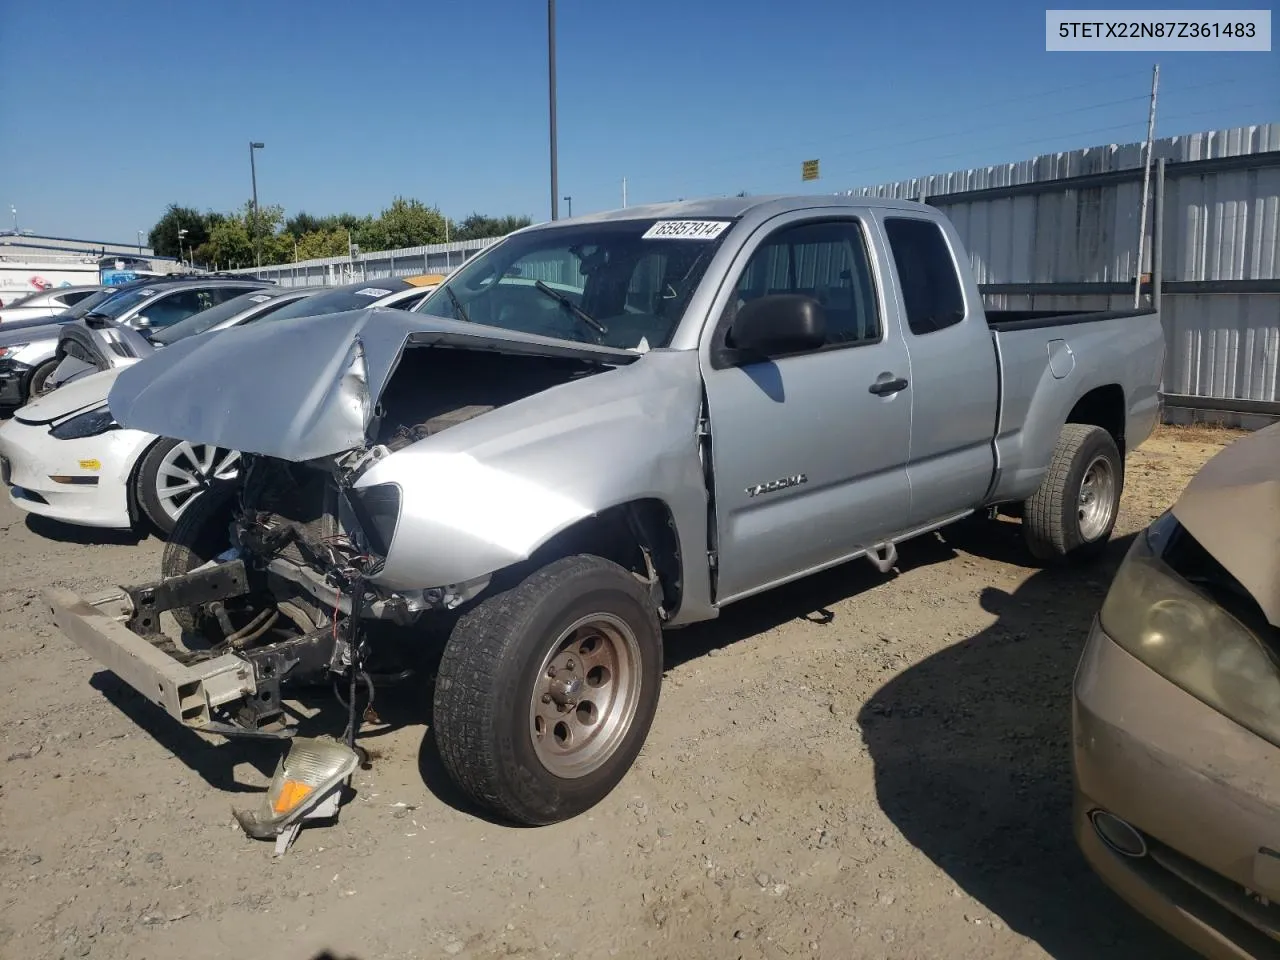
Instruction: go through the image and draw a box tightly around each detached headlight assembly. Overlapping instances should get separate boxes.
[49,405,119,440]
[1099,514,1280,746]
[233,735,360,855]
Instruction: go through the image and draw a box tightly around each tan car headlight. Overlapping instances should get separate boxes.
[1099,516,1280,746]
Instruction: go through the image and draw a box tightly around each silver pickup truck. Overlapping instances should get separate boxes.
[42,195,1164,846]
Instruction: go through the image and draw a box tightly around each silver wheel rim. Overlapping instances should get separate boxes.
[1077,454,1117,541]
[154,442,240,524]
[528,613,643,779]
[32,368,56,397]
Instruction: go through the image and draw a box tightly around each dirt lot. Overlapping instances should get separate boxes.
[0,424,1247,960]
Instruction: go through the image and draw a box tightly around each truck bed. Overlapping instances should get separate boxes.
[986,307,1157,332]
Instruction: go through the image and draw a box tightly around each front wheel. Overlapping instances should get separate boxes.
[136,438,241,536]
[1022,423,1122,563]
[432,554,664,825]
[26,359,59,401]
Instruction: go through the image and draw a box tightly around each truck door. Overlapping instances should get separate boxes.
[879,214,999,526]
[699,213,913,605]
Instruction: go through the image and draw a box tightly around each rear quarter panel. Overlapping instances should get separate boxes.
[988,312,1164,503]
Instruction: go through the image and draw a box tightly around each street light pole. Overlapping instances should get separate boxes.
[548,0,559,221]
[137,230,143,254]
[249,141,265,268]
[178,228,188,268]
[564,196,573,218]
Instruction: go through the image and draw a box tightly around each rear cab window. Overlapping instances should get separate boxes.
[883,217,966,335]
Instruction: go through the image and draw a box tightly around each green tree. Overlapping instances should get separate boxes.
[294,229,350,260]
[285,212,326,236]
[148,204,210,258]
[360,196,447,250]
[451,213,533,241]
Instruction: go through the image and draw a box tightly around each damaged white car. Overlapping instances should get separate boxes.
[41,195,1164,849]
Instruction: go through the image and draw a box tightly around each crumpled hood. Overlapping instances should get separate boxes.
[107,305,641,462]
[14,366,122,424]
[1171,421,1280,627]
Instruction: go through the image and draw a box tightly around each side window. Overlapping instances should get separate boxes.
[139,289,215,328]
[733,219,880,346]
[239,297,295,324]
[883,217,966,335]
[57,290,97,307]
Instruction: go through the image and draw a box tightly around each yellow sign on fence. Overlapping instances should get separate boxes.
[801,159,820,182]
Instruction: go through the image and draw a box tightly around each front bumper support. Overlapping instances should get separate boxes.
[45,584,258,728]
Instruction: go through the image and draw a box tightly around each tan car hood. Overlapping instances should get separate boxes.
[1170,421,1280,628]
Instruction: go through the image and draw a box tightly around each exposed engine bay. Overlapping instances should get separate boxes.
[137,346,614,739]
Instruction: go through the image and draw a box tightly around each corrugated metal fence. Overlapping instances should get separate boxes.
[847,122,1280,423]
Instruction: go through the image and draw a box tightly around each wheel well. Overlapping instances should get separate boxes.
[1066,384,1125,456]
[518,499,684,618]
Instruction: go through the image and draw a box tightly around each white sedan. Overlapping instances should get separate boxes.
[0,277,439,535]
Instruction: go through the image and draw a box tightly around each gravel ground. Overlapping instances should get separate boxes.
[0,424,1246,960]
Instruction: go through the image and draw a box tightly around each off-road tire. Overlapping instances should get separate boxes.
[160,479,239,635]
[25,359,58,402]
[432,554,663,826]
[1022,423,1122,563]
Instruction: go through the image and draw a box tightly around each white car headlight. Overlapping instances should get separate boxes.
[49,406,119,440]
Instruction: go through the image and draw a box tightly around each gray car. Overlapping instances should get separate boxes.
[43,194,1164,849]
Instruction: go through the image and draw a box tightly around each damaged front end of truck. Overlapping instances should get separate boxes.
[42,304,684,852]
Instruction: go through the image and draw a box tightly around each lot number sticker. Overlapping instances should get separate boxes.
[354,287,393,297]
[642,220,731,240]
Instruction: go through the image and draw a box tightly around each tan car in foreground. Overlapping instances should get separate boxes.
[1073,421,1280,958]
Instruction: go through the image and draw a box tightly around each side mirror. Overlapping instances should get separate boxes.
[728,294,826,359]
[133,315,151,329]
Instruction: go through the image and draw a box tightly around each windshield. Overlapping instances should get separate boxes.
[85,285,164,320]
[413,218,735,349]
[149,291,288,345]
[64,288,119,319]
[259,282,410,323]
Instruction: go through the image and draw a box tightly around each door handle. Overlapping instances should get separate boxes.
[868,376,909,396]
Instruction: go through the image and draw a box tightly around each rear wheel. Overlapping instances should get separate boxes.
[1022,423,1122,563]
[432,554,663,825]
[136,437,241,536]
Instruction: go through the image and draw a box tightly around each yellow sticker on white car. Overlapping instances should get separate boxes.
[78,459,101,471]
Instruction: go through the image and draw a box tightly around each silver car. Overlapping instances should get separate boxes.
[0,285,105,324]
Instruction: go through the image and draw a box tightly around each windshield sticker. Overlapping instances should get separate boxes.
[139,288,157,296]
[641,220,731,240]
[354,287,393,298]
[249,294,272,303]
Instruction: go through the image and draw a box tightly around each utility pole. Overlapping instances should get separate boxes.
[137,230,143,254]
[622,177,627,208]
[1133,64,1159,309]
[548,0,559,221]
[249,141,265,269]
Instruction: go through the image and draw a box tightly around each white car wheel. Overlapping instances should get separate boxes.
[136,438,241,535]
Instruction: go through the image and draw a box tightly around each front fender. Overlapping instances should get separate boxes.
[356,350,715,623]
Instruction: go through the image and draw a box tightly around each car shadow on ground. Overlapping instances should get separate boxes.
[854,529,1197,960]
[24,513,149,546]
[88,671,337,792]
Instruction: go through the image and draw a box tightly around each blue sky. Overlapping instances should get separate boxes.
[1,0,1276,242]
